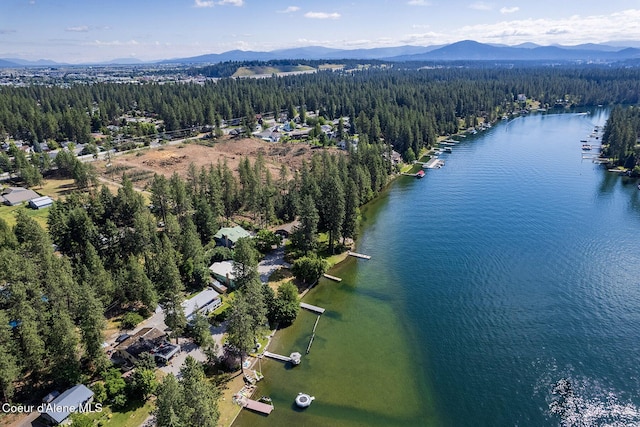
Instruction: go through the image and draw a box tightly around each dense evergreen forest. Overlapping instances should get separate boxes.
[2,66,640,161]
[601,106,640,170]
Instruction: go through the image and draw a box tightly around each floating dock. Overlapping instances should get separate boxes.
[300,302,326,314]
[423,158,444,169]
[348,251,371,260]
[323,273,342,282]
[243,398,274,415]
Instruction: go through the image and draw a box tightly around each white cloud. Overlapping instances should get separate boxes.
[451,9,640,45]
[469,2,492,11]
[194,0,214,7]
[86,39,140,46]
[407,0,430,5]
[66,25,89,32]
[305,11,340,19]
[278,6,300,13]
[500,6,519,14]
[218,0,243,5]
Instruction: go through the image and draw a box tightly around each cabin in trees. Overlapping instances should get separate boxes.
[182,287,222,322]
[113,327,176,365]
[39,384,94,425]
[213,225,251,249]
[209,261,236,288]
[1,186,40,206]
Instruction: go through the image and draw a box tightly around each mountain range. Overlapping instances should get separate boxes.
[2,40,640,67]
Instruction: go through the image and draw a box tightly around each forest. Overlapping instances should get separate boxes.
[2,63,640,425]
[601,105,640,170]
[2,66,640,162]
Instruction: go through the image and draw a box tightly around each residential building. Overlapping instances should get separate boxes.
[209,260,236,288]
[1,187,40,206]
[29,195,54,209]
[114,327,167,365]
[40,384,94,425]
[182,287,222,322]
[213,225,251,249]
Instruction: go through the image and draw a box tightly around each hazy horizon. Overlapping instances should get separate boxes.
[2,0,640,63]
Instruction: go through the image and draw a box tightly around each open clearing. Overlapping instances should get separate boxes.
[95,137,337,189]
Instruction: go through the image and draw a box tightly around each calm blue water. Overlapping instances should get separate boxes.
[236,109,640,426]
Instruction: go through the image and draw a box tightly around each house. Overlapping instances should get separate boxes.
[182,287,222,322]
[153,342,181,364]
[29,195,54,209]
[114,327,167,365]
[1,187,41,206]
[209,260,236,288]
[40,384,94,425]
[273,219,300,238]
[213,225,251,249]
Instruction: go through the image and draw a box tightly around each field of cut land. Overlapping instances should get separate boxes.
[94,137,337,190]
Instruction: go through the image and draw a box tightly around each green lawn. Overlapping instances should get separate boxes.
[0,204,49,228]
[82,399,155,427]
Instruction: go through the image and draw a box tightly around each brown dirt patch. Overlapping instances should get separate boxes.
[95,137,338,190]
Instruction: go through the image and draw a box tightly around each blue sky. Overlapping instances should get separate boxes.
[2,0,640,63]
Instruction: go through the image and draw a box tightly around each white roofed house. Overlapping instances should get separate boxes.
[182,287,222,322]
[209,260,237,288]
[39,384,94,425]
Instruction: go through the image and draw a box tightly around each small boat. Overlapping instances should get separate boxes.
[443,147,452,153]
[258,396,272,404]
[295,393,315,408]
[581,144,592,151]
[416,170,425,179]
[580,140,588,143]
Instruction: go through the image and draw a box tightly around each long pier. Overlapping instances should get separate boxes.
[300,302,326,314]
[323,273,342,282]
[348,251,371,260]
[263,351,292,362]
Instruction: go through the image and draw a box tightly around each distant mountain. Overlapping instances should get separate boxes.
[3,58,62,66]
[0,59,18,67]
[3,40,640,67]
[161,45,439,64]
[103,57,145,65]
[388,40,640,61]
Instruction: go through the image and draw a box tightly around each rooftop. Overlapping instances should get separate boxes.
[42,384,94,424]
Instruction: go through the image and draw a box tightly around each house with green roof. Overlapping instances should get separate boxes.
[213,225,251,248]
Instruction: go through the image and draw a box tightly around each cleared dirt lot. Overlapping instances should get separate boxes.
[95,137,336,188]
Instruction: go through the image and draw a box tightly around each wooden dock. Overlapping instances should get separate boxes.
[323,273,342,282]
[263,351,291,362]
[300,302,326,314]
[243,398,274,415]
[348,251,371,260]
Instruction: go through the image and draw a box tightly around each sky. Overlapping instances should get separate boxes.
[2,0,640,63]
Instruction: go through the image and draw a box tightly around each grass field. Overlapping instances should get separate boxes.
[0,177,76,228]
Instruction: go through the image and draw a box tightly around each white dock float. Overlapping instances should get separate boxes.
[348,251,371,260]
[300,302,326,314]
[323,273,342,282]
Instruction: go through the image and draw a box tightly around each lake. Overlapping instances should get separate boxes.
[235,109,640,426]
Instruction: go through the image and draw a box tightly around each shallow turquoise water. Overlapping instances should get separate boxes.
[236,109,640,426]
